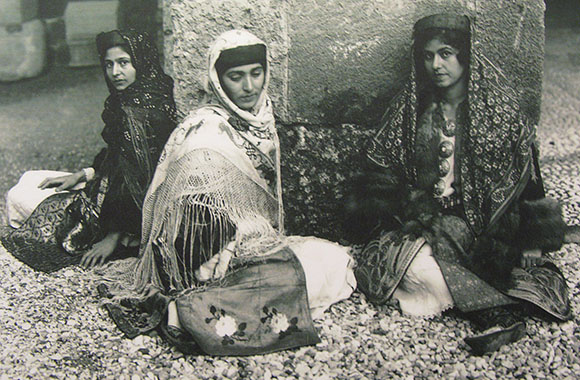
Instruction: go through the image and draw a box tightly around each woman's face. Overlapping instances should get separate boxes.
[220,63,265,111]
[104,46,137,91]
[422,38,465,90]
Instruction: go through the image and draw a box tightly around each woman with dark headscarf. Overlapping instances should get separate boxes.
[347,14,571,355]
[2,30,177,271]
[100,29,355,356]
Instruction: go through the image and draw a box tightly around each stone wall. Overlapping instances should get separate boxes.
[163,0,545,242]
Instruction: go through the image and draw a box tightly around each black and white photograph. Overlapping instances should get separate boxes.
[0,0,579,378]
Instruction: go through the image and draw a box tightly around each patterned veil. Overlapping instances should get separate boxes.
[95,30,177,209]
[1,30,177,273]
[367,14,537,235]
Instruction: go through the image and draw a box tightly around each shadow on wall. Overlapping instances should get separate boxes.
[545,0,580,29]
[317,86,404,129]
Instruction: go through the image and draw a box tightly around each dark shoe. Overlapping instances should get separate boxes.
[157,319,202,355]
[466,306,522,331]
[465,321,526,355]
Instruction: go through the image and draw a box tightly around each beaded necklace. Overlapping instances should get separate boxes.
[433,102,458,197]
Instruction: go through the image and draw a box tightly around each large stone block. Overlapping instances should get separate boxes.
[166,0,544,125]
[165,0,546,240]
[0,0,38,25]
[286,0,544,126]
[0,19,46,82]
[164,0,288,119]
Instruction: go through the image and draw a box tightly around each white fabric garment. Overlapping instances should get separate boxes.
[193,235,357,319]
[6,170,85,228]
[287,236,357,319]
[393,243,454,317]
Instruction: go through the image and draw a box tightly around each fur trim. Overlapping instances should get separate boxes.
[343,168,444,243]
[565,225,580,244]
[517,198,566,252]
[400,189,441,224]
[468,234,520,289]
[343,167,406,243]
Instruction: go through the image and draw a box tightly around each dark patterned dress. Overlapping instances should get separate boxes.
[351,27,571,322]
[1,30,177,272]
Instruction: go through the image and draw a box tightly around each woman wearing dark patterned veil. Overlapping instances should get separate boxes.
[2,30,177,271]
[347,14,571,355]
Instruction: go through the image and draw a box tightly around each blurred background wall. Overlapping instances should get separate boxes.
[0,0,162,81]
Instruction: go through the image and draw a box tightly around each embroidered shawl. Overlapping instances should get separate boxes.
[135,30,284,292]
[367,17,536,235]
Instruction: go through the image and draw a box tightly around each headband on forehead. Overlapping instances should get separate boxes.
[215,44,267,77]
[413,13,470,36]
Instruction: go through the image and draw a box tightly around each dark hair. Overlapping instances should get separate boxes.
[215,44,267,78]
[413,28,470,86]
[96,30,131,60]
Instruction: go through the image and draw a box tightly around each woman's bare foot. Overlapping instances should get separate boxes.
[81,232,121,268]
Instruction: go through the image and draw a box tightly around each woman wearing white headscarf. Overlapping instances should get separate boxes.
[102,30,355,356]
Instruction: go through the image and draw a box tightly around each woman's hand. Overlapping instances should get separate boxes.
[521,248,542,268]
[195,242,235,282]
[38,171,85,192]
[213,247,233,279]
[81,232,121,268]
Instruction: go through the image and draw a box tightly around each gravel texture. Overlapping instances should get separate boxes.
[1,22,580,380]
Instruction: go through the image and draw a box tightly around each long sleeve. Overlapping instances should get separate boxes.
[91,147,109,175]
[98,106,176,235]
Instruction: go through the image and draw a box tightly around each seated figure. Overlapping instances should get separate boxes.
[2,30,177,271]
[101,29,356,356]
[347,14,571,355]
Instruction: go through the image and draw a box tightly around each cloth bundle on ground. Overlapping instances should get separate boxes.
[1,30,177,272]
[99,30,356,356]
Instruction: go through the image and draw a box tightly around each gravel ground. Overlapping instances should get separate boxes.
[1,22,580,380]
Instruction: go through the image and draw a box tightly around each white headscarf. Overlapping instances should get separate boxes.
[203,29,275,132]
[134,30,283,291]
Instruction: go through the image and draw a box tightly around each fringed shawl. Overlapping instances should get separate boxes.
[135,30,283,292]
[367,17,537,235]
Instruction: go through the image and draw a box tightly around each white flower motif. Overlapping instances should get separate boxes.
[215,315,237,337]
[270,313,290,334]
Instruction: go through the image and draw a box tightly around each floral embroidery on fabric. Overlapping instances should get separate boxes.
[260,306,300,339]
[205,306,247,345]
[217,116,278,191]
[228,116,274,140]
[240,140,277,189]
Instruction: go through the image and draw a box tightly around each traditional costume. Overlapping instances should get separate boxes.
[348,14,571,354]
[2,30,177,272]
[101,30,356,356]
